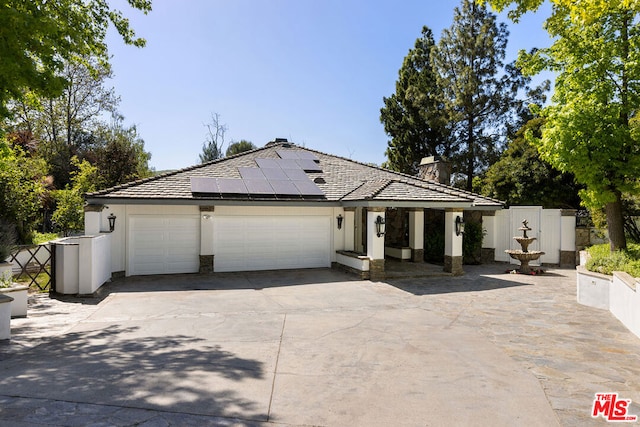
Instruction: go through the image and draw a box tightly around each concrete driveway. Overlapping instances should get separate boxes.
[1,265,640,426]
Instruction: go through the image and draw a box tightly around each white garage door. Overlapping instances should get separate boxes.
[213,216,331,272]
[129,215,200,276]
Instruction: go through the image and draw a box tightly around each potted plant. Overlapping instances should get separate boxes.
[0,221,27,318]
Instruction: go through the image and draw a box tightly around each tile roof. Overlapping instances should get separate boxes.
[86,142,503,208]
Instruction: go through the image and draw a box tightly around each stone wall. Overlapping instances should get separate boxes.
[384,208,408,247]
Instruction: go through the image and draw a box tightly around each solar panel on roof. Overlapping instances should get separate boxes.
[255,158,280,169]
[296,159,322,172]
[244,180,275,195]
[261,167,288,180]
[276,150,300,159]
[296,151,319,161]
[283,168,309,180]
[275,159,299,169]
[238,167,266,180]
[190,177,219,194]
[293,180,325,196]
[217,178,248,194]
[269,180,300,195]
[276,149,319,161]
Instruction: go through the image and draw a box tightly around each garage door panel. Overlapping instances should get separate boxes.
[129,215,200,276]
[214,216,330,272]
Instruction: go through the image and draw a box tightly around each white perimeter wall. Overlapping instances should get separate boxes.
[610,272,640,338]
[54,233,112,294]
[488,206,575,265]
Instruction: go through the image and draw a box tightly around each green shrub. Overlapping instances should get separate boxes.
[0,221,17,261]
[31,232,59,245]
[463,222,485,265]
[586,243,640,277]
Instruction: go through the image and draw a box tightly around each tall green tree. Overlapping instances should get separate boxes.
[381,27,450,174]
[94,117,153,189]
[0,138,47,242]
[226,140,256,157]
[485,0,640,251]
[0,0,151,119]
[8,59,119,188]
[479,117,582,208]
[52,157,98,236]
[432,0,527,190]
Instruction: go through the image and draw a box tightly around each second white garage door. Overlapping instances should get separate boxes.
[213,216,331,272]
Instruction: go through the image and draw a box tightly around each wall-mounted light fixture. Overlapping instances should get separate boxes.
[202,214,212,220]
[455,215,465,236]
[108,213,117,232]
[336,214,343,230]
[375,215,386,237]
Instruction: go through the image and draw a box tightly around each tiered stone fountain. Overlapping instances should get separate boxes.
[505,219,545,274]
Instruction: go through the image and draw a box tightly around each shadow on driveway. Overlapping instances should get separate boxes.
[95,268,359,297]
[386,266,537,295]
[0,325,268,421]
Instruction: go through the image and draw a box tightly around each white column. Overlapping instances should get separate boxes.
[444,209,464,275]
[366,209,385,260]
[200,213,214,255]
[344,209,355,252]
[84,211,101,235]
[560,215,576,251]
[444,210,463,257]
[409,209,424,250]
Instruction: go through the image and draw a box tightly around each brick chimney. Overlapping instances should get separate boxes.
[417,156,451,185]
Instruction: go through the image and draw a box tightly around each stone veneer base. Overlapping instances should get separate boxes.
[444,255,464,276]
[369,259,385,281]
[199,255,214,274]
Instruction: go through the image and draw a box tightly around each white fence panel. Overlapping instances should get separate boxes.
[541,209,561,264]
[486,206,567,266]
[494,210,511,262]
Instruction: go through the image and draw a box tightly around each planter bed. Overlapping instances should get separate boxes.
[576,265,640,339]
[0,284,28,318]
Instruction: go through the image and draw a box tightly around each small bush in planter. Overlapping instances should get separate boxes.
[0,221,17,263]
[586,243,640,277]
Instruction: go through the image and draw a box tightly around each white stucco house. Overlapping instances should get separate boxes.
[83,140,503,281]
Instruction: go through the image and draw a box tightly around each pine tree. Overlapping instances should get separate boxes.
[432,0,519,190]
[380,27,450,174]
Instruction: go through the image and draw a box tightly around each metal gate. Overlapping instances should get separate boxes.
[8,244,55,292]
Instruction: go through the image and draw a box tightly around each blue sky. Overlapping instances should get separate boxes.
[106,0,552,171]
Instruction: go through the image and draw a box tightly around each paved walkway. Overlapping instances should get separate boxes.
[0,265,639,426]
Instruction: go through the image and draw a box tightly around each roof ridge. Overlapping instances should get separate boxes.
[394,179,476,202]
[370,179,393,199]
[424,179,504,205]
[339,181,367,201]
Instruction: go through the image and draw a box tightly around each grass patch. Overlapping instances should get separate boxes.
[31,232,60,245]
[15,270,52,292]
[586,243,640,277]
